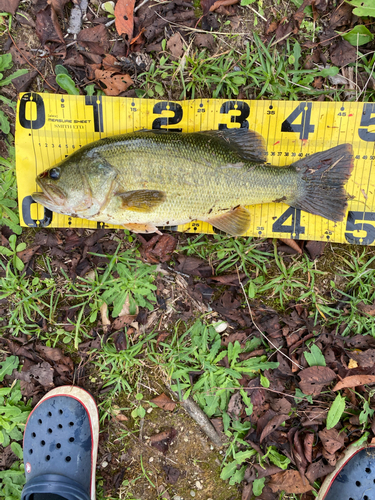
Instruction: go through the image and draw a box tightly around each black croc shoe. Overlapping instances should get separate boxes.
[317,443,375,500]
[22,386,99,500]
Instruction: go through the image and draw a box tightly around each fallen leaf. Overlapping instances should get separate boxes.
[150,428,177,454]
[279,238,302,254]
[114,0,136,41]
[35,345,73,371]
[303,433,314,463]
[167,32,184,58]
[77,25,110,55]
[260,414,290,443]
[0,0,20,15]
[151,393,176,412]
[36,5,65,45]
[15,361,54,388]
[161,464,185,484]
[138,234,177,263]
[333,374,375,391]
[48,0,71,16]
[94,69,133,96]
[330,39,357,66]
[298,366,336,396]
[193,33,215,50]
[357,301,375,316]
[100,302,111,332]
[305,459,335,483]
[319,427,345,454]
[268,470,312,494]
[209,0,238,11]
[156,332,170,348]
[17,245,40,264]
[329,2,353,29]
[322,448,336,466]
[241,483,252,500]
[349,349,375,368]
[11,71,38,93]
[348,358,359,369]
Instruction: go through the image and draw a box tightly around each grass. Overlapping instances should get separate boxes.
[135,34,375,102]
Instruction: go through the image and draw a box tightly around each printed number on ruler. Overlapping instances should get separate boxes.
[281,102,314,140]
[345,211,375,245]
[272,207,305,239]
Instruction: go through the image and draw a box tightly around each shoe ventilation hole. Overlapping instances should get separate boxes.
[56,443,61,449]
[59,409,63,415]
[29,449,33,455]
[41,440,45,447]
[69,422,74,427]
[356,481,361,487]
[65,456,71,462]
[47,428,52,434]
[364,496,369,500]
[47,411,52,417]
[58,424,63,429]
[69,437,74,442]
[38,419,42,425]
[366,468,371,473]
[31,432,36,438]
[46,455,50,461]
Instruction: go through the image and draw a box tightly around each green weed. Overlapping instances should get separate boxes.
[0,141,21,235]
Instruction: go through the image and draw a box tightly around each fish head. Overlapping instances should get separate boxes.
[32,155,117,218]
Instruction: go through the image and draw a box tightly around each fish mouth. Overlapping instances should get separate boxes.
[32,178,67,212]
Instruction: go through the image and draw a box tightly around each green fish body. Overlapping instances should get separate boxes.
[32,129,353,235]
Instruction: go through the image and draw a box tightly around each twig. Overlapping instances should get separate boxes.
[246,5,267,22]
[167,384,223,448]
[7,29,57,92]
[236,269,304,370]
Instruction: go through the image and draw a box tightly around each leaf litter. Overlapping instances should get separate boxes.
[1,0,375,497]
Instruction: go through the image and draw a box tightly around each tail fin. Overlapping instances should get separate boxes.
[291,144,354,222]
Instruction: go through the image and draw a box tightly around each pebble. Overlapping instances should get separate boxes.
[212,320,228,333]
[195,481,203,490]
[173,496,183,500]
[101,461,108,468]
[147,407,153,413]
[190,491,196,497]
[149,457,154,463]
[183,437,189,442]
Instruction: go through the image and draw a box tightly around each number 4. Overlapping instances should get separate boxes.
[281,102,315,140]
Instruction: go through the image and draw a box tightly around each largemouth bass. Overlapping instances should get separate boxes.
[32,129,353,236]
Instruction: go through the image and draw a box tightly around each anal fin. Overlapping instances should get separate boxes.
[123,223,162,234]
[205,206,251,236]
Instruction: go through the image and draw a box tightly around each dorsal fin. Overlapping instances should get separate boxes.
[198,129,267,163]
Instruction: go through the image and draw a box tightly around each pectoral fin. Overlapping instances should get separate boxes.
[116,190,166,212]
[206,206,251,236]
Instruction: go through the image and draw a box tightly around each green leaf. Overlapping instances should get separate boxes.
[294,388,313,404]
[241,0,256,4]
[0,356,18,382]
[345,0,375,17]
[234,449,257,463]
[229,465,246,485]
[354,431,370,447]
[0,53,13,72]
[260,373,270,388]
[85,84,96,96]
[267,448,290,470]
[304,344,326,367]
[220,460,238,480]
[317,66,340,77]
[0,109,10,134]
[55,64,70,76]
[0,69,28,87]
[253,477,266,496]
[327,393,346,429]
[10,442,23,459]
[56,74,80,95]
[341,25,374,46]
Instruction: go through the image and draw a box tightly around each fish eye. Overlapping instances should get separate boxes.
[49,168,61,180]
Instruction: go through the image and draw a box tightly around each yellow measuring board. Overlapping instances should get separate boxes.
[15,92,375,244]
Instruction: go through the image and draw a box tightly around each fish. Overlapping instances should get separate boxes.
[32,129,354,236]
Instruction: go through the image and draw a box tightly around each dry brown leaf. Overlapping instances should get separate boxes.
[305,459,335,483]
[303,433,314,463]
[298,366,336,396]
[77,25,110,55]
[357,301,375,316]
[279,238,302,254]
[36,5,65,45]
[333,374,375,391]
[0,0,19,15]
[151,393,176,412]
[209,0,238,11]
[319,427,345,454]
[268,470,312,494]
[94,69,133,96]
[167,32,185,58]
[260,414,290,443]
[114,0,136,41]
[348,358,358,369]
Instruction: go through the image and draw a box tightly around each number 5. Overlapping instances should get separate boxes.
[345,211,375,245]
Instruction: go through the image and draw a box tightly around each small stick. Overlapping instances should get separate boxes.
[167,384,223,448]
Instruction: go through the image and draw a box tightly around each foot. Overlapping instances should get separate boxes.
[22,386,99,500]
[317,442,375,500]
